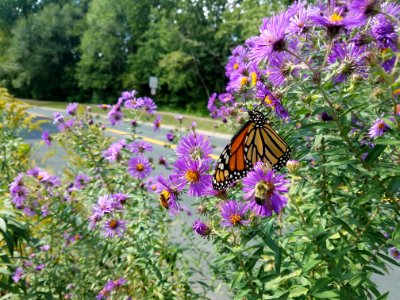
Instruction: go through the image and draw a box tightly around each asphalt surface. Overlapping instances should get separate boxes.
[24,106,399,299]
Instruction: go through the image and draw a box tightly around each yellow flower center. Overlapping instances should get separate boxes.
[136,163,144,171]
[330,13,343,23]
[264,96,274,106]
[233,63,239,70]
[109,219,118,229]
[37,175,43,180]
[151,184,157,191]
[230,214,241,226]
[185,170,200,182]
[377,121,385,130]
[393,88,400,96]
[251,72,257,87]
[240,77,248,87]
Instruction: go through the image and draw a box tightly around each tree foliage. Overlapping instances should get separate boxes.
[0,0,289,111]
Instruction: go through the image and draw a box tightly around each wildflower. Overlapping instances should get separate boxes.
[267,51,299,87]
[12,267,24,283]
[10,185,28,207]
[91,195,114,219]
[127,156,152,179]
[176,133,213,161]
[286,160,300,173]
[125,97,144,110]
[107,107,123,126]
[390,247,400,260]
[242,162,289,217]
[153,115,162,131]
[158,156,168,167]
[103,140,126,162]
[127,140,153,154]
[35,264,45,271]
[368,119,390,138]
[175,115,184,124]
[53,112,64,124]
[40,245,50,251]
[145,177,158,193]
[256,82,289,120]
[348,0,381,20]
[111,192,128,208]
[327,43,368,83]
[174,158,212,197]
[58,118,75,131]
[102,218,127,238]
[249,12,290,63]
[41,131,52,146]
[219,200,250,227]
[66,103,78,115]
[372,16,398,50]
[74,174,91,189]
[142,97,157,115]
[311,8,355,38]
[288,6,316,36]
[166,131,175,142]
[193,219,211,236]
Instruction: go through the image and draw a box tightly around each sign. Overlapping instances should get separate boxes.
[149,76,158,89]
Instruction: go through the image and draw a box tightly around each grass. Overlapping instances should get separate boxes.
[21,99,231,134]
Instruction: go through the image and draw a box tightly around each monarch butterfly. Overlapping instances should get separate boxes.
[213,110,291,191]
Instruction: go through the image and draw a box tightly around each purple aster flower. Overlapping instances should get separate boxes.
[176,133,213,161]
[242,162,289,217]
[368,119,390,138]
[103,139,126,162]
[111,192,128,208]
[98,104,111,110]
[288,6,316,36]
[108,107,123,126]
[66,103,78,115]
[219,200,250,227]
[175,115,184,125]
[127,156,152,179]
[256,82,289,120]
[120,90,137,102]
[58,118,75,132]
[91,195,114,219]
[382,56,396,73]
[113,277,127,288]
[249,12,290,63]
[23,207,35,217]
[40,244,50,251]
[390,247,400,260]
[348,0,381,20]
[267,51,299,87]
[311,8,356,38]
[327,42,368,83]
[145,177,158,193]
[41,203,49,217]
[174,158,212,197]
[141,97,157,115]
[10,186,28,207]
[53,112,64,124]
[102,218,127,238]
[166,131,175,142]
[372,16,398,50]
[153,115,162,131]
[193,219,210,236]
[96,289,110,300]
[74,173,91,189]
[12,267,24,283]
[361,152,369,161]
[35,264,45,271]
[41,131,52,146]
[127,140,153,154]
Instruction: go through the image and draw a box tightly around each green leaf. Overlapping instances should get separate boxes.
[0,218,6,232]
[313,290,340,299]
[231,271,245,289]
[289,286,309,298]
[375,139,400,145]
[385,176,400,197]
[365,145,386,163]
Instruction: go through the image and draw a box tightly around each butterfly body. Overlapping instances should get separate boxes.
[213,110,291,191]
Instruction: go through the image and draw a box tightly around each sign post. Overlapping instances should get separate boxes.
[149,76,158,95]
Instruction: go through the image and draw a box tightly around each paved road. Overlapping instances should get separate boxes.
[24,106,399,299]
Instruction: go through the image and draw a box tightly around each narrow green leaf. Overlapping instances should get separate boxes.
[313,290,340,299]
[375,139,400,145]
[366,145,386,163]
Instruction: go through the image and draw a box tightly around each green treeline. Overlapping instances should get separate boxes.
[0,0,288,111]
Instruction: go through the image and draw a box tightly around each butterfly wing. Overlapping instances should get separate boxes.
[212,121,254,190]
[244,122,291,171]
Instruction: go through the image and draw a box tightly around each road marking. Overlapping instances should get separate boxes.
[29,112,219,160]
